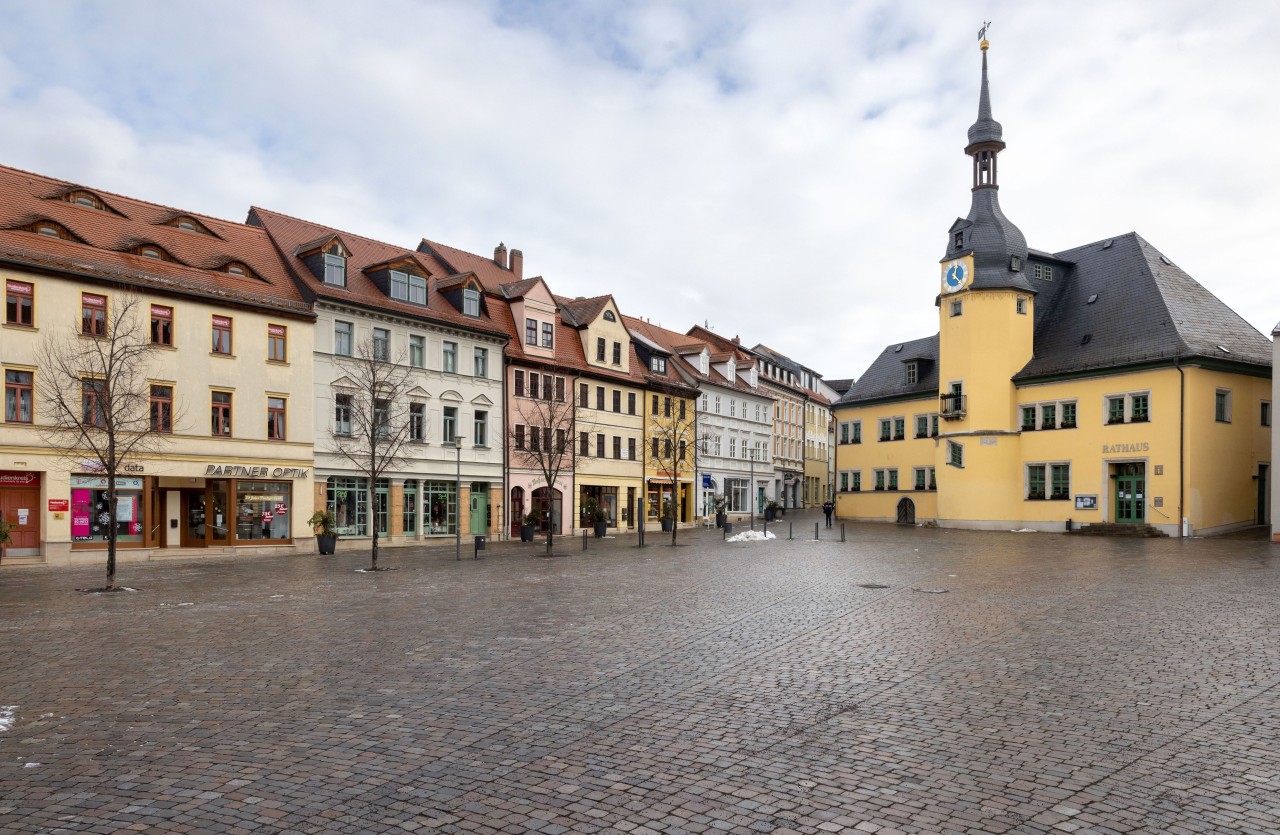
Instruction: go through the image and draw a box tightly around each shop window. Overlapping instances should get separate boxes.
[267,397,287,440]
[150,385,173,433]
[82,293,107,336]
[423,481,458,534]
[71,475,145,545]
[211,315,233,355]
[5,370,34,423]
[328,476,367,536]
[211,391,232,436]
[6,280,34,327]
[235,481,293,541]
[268,325,287,362]
[150,305,173,345]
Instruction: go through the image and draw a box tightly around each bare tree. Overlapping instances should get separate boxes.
[329,337,414,571]
[643,389,699,545]
[510,371,577,556]
[39,291,175,591]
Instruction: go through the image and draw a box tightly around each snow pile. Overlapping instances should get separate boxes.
[0,706,16,734]
[1010,528,1037,533]
[726,530,777,542]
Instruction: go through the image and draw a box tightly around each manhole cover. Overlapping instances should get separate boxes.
[858,583,890,589]
[914,588,949,594]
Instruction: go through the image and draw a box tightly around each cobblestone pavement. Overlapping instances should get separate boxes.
[2,515,1279,834]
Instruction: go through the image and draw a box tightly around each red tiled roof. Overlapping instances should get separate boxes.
[418,238,520,294]
[0,164,310,315]
[625,316,756,396]
[250,207,509,339]
[555,294,612,328]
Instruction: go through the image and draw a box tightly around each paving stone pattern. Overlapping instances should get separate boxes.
[2,517,1279,834]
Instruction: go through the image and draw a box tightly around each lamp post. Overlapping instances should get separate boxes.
[454,434,465,560]
[748,447,757,531]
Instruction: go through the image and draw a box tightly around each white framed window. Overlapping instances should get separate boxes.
[323,252,346,286]
[463,288,480,317]
[474,347,488,378]
[334,321,353,356]
[442,341,457,374]
[409,335,425,368]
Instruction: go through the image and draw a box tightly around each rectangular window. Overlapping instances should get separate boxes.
[1107,396,1125,424]
[840,472,849,492]
[1027,464,1046,500]
[442,341,457,373]
[893,417,905,440]
[1263,401,1272,428]
[80,293,108,336]
[596,433,605,458]
[530,424,542,453]
[914,468,926,490]
[930,414,939,436]
[211,390,232,436]
[463,288,480,316]
[657,437,665,459]
[906,362,918,385]
[514,370,525,397]
[5,280,34,327]
[1131,393,1149,422]
[334,321,353,356]
[628,437,637,460]
[613,390,621,412]
[474,411,487,446]
[150,305,173,345]
[928,467,936,490]
[950,299,962,317]
[323,253,346,286]
[915,415,929,438]
[1215,390,1231,423]
[612,341,621,365]
[948,441,963,468]
[1062,402,1077,428]
[474,347,488,378]
[514,424,525,450]
[596,386,605,411]
[613,436,621,459]
[715,396,721,414]
[5,370,34,423]
[839,422,850,444]
[267,396,286,440]
[372,397,389,438]
[529,373,541,400]
[852,471,861,492]
[853,421,862,443]
[679,440,686,462]
[526,318,537,345]
[1016,296,1027,314]
[410,403,425,442]
[210,316,233,354]
[372,327,390,361]
[552,376,564,401]
[1021,406,1036,431]
[879,418,891,442]
[579,383,588,407]
[874,470,885,491]
[664,397,671,418]
[596,337,606,362]
[628,392,636,415]
[556,428,566,453]
[334,394,352,435]
[1041,403,1056,430]
[542,322,553,348]
[81,378,106,427]
[390,270,409,301]
[580,432,590,457]
[267,324,287,362]
[442,406,458,444]
[410,274,427,306]
[887,469,898,491]
[1051,464,1071,500]
[409,335,425,368]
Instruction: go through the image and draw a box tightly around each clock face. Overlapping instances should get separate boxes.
[941,256,973,293]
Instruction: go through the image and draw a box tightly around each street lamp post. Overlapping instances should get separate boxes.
[454,434,465,560]
[748,447,756,531]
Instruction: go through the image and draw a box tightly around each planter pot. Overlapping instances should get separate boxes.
[593,521,608,538]
[660,519,673,532]
[764,508,776,522]
[520,524,535,543]
[316,534,336,555]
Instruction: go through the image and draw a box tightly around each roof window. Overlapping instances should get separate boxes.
[167,215,215,236]
[1086,294,1098,304]
[24,220,78,241]
[133,244,174,261]
[62,190,106,210]
[224,261,257,279]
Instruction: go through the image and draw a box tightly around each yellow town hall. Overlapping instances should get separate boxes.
[833,40,1271,537]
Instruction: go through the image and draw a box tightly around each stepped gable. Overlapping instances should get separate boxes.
[250,207,507,338]
[0,163,309,314]
[1014,233,1271,380]
[837,334,940,406]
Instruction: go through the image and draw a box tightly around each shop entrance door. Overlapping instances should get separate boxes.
[470,490,488,535]
[180,489,208,547]
[1114,463,1146,524]
[0,486,41,556]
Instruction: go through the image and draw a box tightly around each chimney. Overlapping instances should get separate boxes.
[732,335,740,345]
[509,248,523,279]
[494,242,508,268]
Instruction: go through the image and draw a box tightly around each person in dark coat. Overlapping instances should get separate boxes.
[822,500,834,527]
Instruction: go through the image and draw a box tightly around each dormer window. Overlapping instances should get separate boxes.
[63,190,105,210]
[25,220,77,241]
[224,261,256,279]
[699,353,708,374]
[650,356,667,373]
[133,244,174,261]
[323,244,347,287]
[167,216,214,236]
[906,361,918,385]
[390,270,427,305]
[463,288,481,317]
[603,310,616,322]
[1033,263,1054,281]
[954,231,963,249]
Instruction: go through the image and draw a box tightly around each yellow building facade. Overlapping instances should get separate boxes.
[835,41,1270,537]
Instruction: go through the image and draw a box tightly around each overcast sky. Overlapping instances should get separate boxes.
[1,1,1275,380]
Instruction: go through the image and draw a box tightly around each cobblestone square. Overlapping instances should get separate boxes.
[2,517,1279,834]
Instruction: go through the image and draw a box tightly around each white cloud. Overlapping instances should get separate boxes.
[0,0,1275,378]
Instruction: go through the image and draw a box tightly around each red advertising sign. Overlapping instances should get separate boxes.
[82,293,106,308]
[268,324,286,336]
[48,499,70,512]
[274,503,288,515]
[0,471,39,486]
[151,304,172,319]
[212,315,232,327]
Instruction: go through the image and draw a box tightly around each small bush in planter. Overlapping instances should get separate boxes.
[521,512,540,542]
[308,510,337,555]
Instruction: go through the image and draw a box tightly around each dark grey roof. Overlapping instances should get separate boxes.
[947,188,1032,293]
[1014,232,1271,380]
[836,335,939,406]
[967,48,1003,147]
[826,378,855,396]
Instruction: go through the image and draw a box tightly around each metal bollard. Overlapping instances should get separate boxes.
[815,522,819,541]
[788,523,793,541]
[583,529,588,550]
[840,523,846,542]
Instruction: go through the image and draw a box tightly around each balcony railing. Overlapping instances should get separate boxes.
[940,393,967,419]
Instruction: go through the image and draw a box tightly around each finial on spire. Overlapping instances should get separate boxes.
[978,20,991,51]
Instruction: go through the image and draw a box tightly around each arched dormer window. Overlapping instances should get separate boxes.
[223,261,257,279]
[166,215,215,236]
[132,243,174,262]
[62,190,106,210]
[603,310,617,322]
[323,241,348,286]
[23,220,80,242]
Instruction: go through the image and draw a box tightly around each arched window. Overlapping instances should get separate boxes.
[63,190,105,210]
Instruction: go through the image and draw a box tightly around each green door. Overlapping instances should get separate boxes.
[1114,463,1145,524]
[470,490,488,535]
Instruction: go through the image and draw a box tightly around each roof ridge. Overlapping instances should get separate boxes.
[252,205,425,256]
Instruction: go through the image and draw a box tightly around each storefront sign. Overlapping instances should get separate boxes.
[1102,442,1150,454]
[203,464,309,479]
[0,471,39,486]
[1075,495,1098,510]
[701,473,713,489]
[70,475,144,490]
[48,499,69,512]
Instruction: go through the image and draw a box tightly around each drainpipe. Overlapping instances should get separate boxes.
[1177,358,1186,537]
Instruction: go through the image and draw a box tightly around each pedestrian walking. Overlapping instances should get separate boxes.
[822,499,834,528]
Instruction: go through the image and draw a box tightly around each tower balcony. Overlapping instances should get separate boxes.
[940,393,967,420]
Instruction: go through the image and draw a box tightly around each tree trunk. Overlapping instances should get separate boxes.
[544,526,553,557]
[368,475,378,570]
[105,482,118,590]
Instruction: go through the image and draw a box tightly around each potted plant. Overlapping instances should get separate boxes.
[712,495,727,528]
[593,505,609,539]
[765,499,780,522]
[308,509,337,555]
[660,499,674,532]
[521,511,539,543]
[583,497,607,538]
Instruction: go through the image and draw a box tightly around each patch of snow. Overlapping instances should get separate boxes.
[1010,528,1037,533]
[177,602,193,606]
[914,588,950,594]
[269,595,284,599]
[726,530,777,542]
[0,706,16,733]
[23,762,39,768]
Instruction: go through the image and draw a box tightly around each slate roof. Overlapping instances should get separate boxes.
[557,295,611,328]
[1014,232,1271,379]
[249,207,508,339]
[0,164,310,316]
[836,335,940,407]
[967,47,1004,147]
